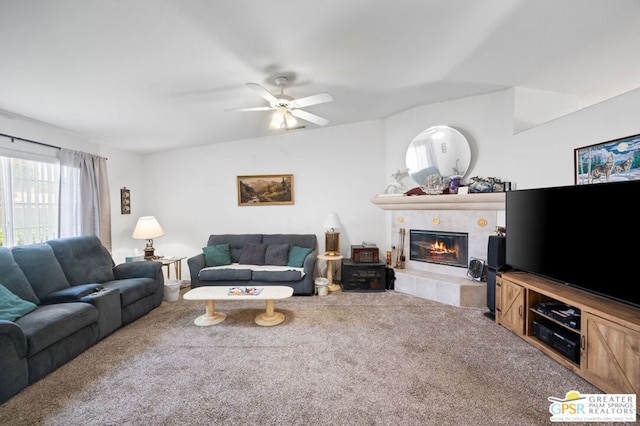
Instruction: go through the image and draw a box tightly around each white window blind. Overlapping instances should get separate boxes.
[0,156,60,246]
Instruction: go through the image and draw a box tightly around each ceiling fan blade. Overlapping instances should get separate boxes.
[226,106,273,112]
[246,83,278,104]
[289,92,333,108]
[290,109,329,127]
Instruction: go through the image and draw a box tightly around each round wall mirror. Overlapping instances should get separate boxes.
[405,125,471,187]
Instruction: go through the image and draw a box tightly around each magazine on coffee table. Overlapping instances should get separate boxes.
[228,287,263,296]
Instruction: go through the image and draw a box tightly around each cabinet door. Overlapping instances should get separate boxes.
[496,278,525,335]
[582,312,640,400]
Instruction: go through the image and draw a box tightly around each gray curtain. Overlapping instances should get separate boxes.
[58,149,112,251]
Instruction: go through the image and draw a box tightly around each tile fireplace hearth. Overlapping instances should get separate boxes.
[390,209,498,308]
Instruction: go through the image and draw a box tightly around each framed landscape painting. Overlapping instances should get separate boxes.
[574,133,640,185]
[237,174,294,206]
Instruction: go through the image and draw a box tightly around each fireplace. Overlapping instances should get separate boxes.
[409,229,469,268]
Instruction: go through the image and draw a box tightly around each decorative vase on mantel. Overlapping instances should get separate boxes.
[449,177,460,194]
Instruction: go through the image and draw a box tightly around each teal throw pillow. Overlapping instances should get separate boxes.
[203,244,232,267]
[0,283,37,321]
[287,245,312,268]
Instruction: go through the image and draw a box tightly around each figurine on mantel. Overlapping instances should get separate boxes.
[467,176,507,193]
[383,169,416,195]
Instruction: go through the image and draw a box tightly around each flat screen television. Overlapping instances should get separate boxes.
[505,180,640,309]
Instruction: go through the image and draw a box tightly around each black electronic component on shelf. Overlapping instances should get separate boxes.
[532,318,580,364]
[535,302,581,329]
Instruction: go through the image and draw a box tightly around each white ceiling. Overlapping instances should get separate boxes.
[1,0,639,153]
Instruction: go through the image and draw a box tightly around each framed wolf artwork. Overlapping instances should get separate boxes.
[574,133,640,185]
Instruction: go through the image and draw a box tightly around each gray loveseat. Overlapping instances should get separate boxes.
[0,236,164,404]
[187,234,317,295]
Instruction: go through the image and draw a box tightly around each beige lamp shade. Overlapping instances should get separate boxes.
[321,212,342,231]
[132,216,165,239]
[132,216,165,260]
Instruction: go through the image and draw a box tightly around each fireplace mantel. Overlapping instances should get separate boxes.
[370,192,505,211]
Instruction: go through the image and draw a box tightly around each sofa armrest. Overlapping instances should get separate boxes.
[0,319,29,403]
[0,320,27,358]
[302,251,317,275]
[187,254,206,288]
[39,283,104,305]
[113,261,163,281]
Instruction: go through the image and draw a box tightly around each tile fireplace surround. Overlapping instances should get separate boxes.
[372,193,505,308]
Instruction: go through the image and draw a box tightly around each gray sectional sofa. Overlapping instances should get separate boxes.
[0,236,164,404]
[188,234,317,295]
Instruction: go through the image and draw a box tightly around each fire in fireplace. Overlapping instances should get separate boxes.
[409,229,469,268]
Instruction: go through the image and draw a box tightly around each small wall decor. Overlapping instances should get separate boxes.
[574,133,640,184]
[237,174,294,206]
[120,187,131,214]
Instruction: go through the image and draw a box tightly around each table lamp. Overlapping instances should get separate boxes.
[132,216,165,260]
[322,212,342,256]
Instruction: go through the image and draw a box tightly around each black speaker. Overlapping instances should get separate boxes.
[486,269,497,319]
[485,235,506,320]
[487,235,506,270]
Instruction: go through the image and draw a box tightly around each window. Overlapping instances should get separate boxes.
[0,135,111,250]
[0,156,59,246]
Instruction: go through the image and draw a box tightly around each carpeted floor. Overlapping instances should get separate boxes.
[0,289,626,425]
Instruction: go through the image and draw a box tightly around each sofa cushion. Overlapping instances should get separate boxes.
[288,245,313,267]
[0,283,37,321]
[265,244,290,266]
[252,269,303,282]
[203,244,231,267]
[0,247,40,305]
[208,234,263,263]
[47,236,115,284]
[199,266,253,281]
[15,302,98,357]
[101,277,158,307]
[239,243,268,265]
[11,244,70,300]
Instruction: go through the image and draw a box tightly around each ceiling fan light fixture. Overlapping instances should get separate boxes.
[284,111,297,128]
[269,111,284,129]
[269,105,298,130]
[235,77,333,129]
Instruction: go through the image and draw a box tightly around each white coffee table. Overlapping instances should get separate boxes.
[183,286,294,326]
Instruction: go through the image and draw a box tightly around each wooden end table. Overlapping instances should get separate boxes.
[317,254,343,292]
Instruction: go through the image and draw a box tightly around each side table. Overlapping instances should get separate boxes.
[159,256,186,280]
[317,254,344,292]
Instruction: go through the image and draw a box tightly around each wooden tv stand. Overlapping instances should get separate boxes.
[496,271,640,410]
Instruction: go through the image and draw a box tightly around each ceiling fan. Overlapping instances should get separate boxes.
[227,76,333,129]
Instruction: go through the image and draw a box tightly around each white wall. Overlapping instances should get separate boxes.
[385,90,512,186]
[513,87,578,134]
[142,120,387,279]
[0,110,101,155]
[382,86,640,247]
[507,87,640,189]
[0,110,148,263]
[382,90,512,248]
[3,85,639,280]
[100,145,147,263]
